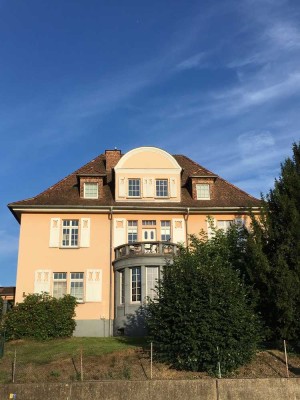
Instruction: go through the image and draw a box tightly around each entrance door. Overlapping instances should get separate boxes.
[142,229,156,241]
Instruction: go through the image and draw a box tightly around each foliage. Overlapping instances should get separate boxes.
[247,142,300,341]
[146,228,261,375]
[0,297,3,320]
[3,293,77,340]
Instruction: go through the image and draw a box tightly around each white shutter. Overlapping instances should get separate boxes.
[80,218,90,247]
[119,177,126,198]
[34,269,51,294]
[143,178,154,197]
[172,218,185,244]
[113,218,126,247]
[49,218,60,247]
[86,269,102,302]
[206,217,216,239]
[170,178,177,198]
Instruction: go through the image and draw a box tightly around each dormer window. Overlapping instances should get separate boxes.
[156,179,168,197]
[128,179,141,197]
[196,184,210,200]
[84,182,98,199]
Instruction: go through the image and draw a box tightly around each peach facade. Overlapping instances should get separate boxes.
[9,146,259,337]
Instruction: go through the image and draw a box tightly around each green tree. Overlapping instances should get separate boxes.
[248,142,300,341]
[146,228,260,375]
[3,293,77,340]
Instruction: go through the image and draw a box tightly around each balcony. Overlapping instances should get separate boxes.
[114,241,179,261]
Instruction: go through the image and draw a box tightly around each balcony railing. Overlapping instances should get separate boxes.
[114,241,179,260]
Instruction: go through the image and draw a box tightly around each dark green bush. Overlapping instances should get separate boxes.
[3,293,77,340]
[146,229,261,375]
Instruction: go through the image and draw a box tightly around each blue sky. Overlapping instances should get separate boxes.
[1,0,299,285]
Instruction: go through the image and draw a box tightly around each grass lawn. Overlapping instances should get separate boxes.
[0,337,299,383]
[2,337,145,364]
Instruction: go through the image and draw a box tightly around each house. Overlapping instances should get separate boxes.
[0,287,16,314]
[8,146,260,336]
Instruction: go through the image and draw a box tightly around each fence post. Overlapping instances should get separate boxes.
[150,342,153,380]
[283,340,289,378]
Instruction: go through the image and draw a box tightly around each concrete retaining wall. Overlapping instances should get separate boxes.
[0,378,299,400]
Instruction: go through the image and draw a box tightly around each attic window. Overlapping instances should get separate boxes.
[196,184,210,200]
[84,182,98,199]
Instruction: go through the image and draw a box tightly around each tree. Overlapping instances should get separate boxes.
[3,293,77,340]
[248,142,300,341]
[146,228,261,375]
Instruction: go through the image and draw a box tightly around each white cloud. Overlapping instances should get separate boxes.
[237,131,275,156]
[176,52,207,71]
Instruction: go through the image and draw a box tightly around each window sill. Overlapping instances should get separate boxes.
[59,246,80,249]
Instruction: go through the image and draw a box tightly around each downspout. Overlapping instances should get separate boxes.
[185,207,190,246]
[108,206,113,336]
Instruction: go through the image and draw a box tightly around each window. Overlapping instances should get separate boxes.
[146,267,159,301]
[131,267,141,302]
[161,220,171,241]
[217,220,233,232]
[53,272,67,299]
[156,179,168,197]
[128,220,138,243]
[84,182,98,199]
[120,270,125,304]
[128,179,141,197]
[62,220,79,247]
[70,272,84,302]
[196,184,210,200]
[142,220,156,226]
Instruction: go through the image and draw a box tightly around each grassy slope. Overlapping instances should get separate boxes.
[2,337,145,364]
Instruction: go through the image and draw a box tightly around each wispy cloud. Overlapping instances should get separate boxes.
[175,52,207,71]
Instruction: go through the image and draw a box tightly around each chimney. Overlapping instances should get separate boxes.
[105,149,121,171]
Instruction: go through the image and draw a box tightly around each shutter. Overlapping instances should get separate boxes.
[143,178,154,197]
[206,217,216,239]
[86,269,102,302]
[34,269,51,294]
[170,178,177,198]
[113,218,126,247]
[80,218,90,247]
[49,218,60,247]
[119,177,126,198]
[172,218,185,244]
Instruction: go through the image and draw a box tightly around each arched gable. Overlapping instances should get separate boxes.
[115,147,181,171]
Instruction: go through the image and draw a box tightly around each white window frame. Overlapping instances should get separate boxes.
[196,184,210,200]
[131,267,141,303]
[53,272,67,299]
[155,179,169,197]
[146,266,159,302]
[217,220,233,232]
[161,220,171,241]
[127,220,138,243]
[128,178,141,197]
[62,220,79,248]
[120,270,125,304]
[142,220,156,226]
[70,272,84,302]
[84,182,98,199]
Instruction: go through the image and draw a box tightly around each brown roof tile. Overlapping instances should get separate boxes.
[8,152,260,216]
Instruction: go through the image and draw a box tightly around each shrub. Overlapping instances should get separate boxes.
[3,293,77,340]
[146,228,261,375]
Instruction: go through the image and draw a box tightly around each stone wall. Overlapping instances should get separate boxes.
[1,378,300,400]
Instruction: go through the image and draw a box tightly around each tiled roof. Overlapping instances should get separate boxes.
[8,152,260,216]
[0,287,16,297]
